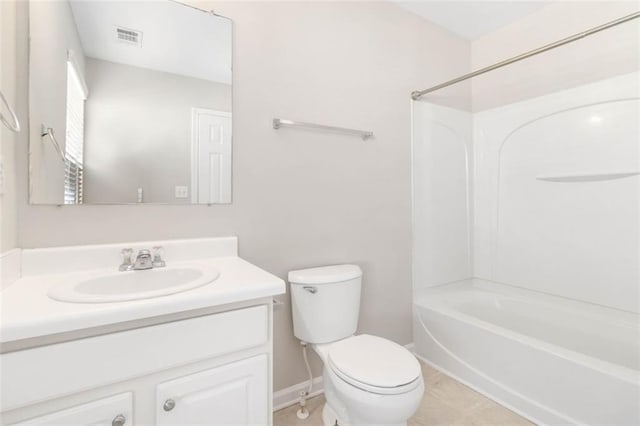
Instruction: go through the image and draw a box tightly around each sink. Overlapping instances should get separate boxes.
[48,264,220,303]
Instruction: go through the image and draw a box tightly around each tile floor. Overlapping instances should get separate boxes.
[274,361,534,426]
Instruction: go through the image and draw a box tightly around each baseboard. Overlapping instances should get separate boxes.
[273,376,324,412]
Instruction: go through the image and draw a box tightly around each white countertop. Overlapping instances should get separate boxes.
[0,238,286,344]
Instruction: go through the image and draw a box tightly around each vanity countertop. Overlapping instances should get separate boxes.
[0,238,286,345]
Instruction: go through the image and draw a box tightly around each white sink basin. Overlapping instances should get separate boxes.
[48,264,220,303]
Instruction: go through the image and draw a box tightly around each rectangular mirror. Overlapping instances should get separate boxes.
[28,0,232,205]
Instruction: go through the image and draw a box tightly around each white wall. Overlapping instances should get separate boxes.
[28,0,86,204]
[83,58,232,204]
[471,1,640,111]
[0,0,19,253]
[13,1,470,391]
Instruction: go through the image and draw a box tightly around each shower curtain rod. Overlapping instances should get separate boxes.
[411,11,640,100]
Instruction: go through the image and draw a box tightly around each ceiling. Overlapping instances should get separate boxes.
[395,1,551,40]
[69,1,232,85]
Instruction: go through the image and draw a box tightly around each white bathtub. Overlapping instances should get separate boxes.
[413,279,640,425]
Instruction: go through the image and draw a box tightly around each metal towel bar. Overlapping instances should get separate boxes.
[0,90,20,133]
[41,125,66,163]
[273,118,373,140]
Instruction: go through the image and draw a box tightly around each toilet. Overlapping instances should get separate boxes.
[289,264,424,426]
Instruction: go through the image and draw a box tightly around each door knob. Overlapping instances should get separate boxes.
[112,414,126,426]
[163,398,176,411]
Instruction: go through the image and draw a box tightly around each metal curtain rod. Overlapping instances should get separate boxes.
[411,11,640,100]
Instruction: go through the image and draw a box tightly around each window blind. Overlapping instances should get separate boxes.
[64,60,86,205]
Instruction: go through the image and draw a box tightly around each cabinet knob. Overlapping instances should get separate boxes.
[163,398,176,412]
[112,414,126,426]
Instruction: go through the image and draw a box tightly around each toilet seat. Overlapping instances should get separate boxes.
[327,334,422,395]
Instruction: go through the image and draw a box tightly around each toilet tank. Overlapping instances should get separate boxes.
[289,264,362,344]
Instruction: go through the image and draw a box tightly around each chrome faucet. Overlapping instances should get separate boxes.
[151,246,166,268]
[119,247,166,271]
[133,249,153,270]
[119,248,134,271]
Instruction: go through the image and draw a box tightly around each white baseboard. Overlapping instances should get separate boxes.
[273,376,324,412]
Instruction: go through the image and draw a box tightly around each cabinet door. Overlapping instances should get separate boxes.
[9,393,132,426]
[156,355,268,426]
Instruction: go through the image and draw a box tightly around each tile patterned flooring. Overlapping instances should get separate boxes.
[274,361,534,426]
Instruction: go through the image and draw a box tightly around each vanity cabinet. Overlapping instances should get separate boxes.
[156,355,268,426]
[1,302,274,426]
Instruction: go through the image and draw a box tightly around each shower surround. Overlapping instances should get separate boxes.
[411,72,639,424]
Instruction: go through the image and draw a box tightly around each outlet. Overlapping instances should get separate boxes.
[175,186,189,199]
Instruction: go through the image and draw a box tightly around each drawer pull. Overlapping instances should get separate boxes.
[112,414,126,426]
[163,398,176,411]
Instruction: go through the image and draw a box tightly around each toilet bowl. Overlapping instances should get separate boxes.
[315,334,424,426]
[289,265,424,426]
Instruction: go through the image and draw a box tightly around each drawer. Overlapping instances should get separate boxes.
[1,305,267,411]
[9,392,132,426]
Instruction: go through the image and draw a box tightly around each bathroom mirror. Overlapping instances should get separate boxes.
[28,0,232,205]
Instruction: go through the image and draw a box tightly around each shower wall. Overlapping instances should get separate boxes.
[473,72,639,313]
[411,102,472,295]
[412,71,640,314]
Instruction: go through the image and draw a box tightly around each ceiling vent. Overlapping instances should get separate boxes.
[115,26,143,47]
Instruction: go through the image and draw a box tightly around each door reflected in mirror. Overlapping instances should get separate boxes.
[28,0,232,205]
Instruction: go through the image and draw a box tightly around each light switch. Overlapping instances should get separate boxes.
[175,186,189,199]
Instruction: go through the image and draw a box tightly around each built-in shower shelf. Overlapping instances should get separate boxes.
[536,171,640,182]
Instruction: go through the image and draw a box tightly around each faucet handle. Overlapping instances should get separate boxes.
[119,248,133,271]
[152,246,166,268]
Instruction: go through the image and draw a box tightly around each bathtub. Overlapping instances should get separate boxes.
[413,279,640,425]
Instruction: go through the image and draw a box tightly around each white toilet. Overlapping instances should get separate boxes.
[289,264,424,426]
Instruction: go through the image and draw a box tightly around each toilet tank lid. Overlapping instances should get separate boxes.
[288,264,362,285]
